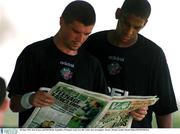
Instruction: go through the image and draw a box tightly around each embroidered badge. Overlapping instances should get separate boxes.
[60,67,73,80]
[107,62,122,75]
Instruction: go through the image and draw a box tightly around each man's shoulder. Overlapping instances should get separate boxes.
[26,37,53,49]
[138,34,163,51]
[16,37,54,60]
[83,30,111,52]
[21,37,53,54]
[137,34,167,60]
[89,30,111,38]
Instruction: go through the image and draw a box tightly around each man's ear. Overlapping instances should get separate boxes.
[143,19,148,28]
[115,8,121,19]
[60,17,64,26]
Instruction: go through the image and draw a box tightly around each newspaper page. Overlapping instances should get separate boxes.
[23,82,111,128]
[23,82,158,128]
[89,96,158,128]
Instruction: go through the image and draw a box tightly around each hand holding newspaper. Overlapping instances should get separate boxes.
[23,82,159,128]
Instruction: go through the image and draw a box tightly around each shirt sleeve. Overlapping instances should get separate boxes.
[152,49,178,115]
[8,46,40,98]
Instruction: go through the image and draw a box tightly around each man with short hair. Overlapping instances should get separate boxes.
[7,0,108,127]
[84,0,178,128]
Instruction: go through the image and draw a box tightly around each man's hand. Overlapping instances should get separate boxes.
[29,91,55,107]
[130,106,148,121]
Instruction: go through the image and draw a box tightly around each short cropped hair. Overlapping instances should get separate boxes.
[121,0,151,19]
[61,0,96,26]
[0,77,6,106]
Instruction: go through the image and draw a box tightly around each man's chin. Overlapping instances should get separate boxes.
[72,47,80,51]
[121,37,131,42]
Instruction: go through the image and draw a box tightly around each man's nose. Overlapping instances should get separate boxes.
[76,34,84,42]
[126,27,134,36]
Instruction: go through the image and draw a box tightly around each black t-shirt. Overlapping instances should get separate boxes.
[8,37,108,127]
[83,30,178,128]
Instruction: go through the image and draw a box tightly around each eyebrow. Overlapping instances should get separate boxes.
[121,15,144,29]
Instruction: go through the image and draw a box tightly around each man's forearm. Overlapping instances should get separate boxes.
[156,113,172,128]
[10,95,27,112]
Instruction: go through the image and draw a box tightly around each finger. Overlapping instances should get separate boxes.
[133,115,145,121]
[140,106,148,111]
[36,91,55,102]
[33,98,53,107]
[130,111,146,121]
[43,97,55,104]
[30,91,55,106]
[43,93,55,102]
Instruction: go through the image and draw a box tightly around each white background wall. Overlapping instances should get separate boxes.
[0,0,180,105]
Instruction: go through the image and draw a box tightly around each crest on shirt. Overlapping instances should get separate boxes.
[60,67,73,80]
[107,62,122,75]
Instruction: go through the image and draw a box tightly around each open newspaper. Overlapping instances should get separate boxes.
[23,82,158,128]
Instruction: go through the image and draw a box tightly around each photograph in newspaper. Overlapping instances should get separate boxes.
[23,82,109,128]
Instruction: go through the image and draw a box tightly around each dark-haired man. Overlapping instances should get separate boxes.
[84,0,178,128]
[7,0,109,127]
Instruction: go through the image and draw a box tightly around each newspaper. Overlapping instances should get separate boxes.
[23,82,159,128]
